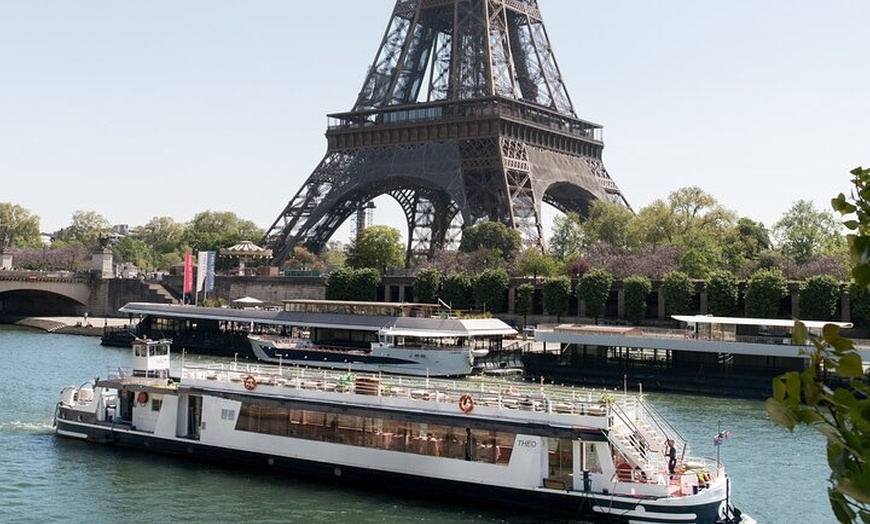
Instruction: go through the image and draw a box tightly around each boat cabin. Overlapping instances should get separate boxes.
[131,338,171,379]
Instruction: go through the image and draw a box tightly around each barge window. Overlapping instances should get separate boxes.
[236,402,516,465]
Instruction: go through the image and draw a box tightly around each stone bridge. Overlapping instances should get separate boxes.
[0,272,108,317]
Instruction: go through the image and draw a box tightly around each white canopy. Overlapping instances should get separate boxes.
[232,296,264,305]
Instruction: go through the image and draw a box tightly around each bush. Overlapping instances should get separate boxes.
[623,275,652,325]
[473,268,510,313]
[661,271,694,316]
[413,267,441,303]
[443,272,473,309]
[706,271,739,317]
[576,268,613,322]
[515,282,535,322]
[799,275,840,321]
[745,268,787,318]
[542,276,572,320]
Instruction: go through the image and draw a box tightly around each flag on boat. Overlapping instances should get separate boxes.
[713,430,732,446]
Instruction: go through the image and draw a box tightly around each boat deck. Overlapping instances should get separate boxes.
[183,362,621,416]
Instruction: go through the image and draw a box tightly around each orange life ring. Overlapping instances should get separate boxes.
[458,394,474,413]
[243,375,257,391]
[137,391,149,405]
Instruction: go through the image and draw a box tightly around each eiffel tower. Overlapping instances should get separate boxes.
[264,0,629,266]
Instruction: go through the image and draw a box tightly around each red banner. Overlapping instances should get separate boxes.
[183,251,194,295]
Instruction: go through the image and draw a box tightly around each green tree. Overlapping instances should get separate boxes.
[346,225,404,271]
[541,276,571,321]
[745,267,787,318]
[473,267,509,313]
[549,212,585,261]
[661,271,694,316]
[114,236,154,270]
[515,247,557,279]
[184,211,263,253]
[773,200,844,266]
[706,270,739,317]
[133,216,187,270]
[53,210,112,248]
[459,221,521,260]
[0,203,42,248]
[722,217,771,272]
[626,200,675,250]
[576,268,613,323]
[413,267,441,303]
[514,282,535,328]
[582,200,634,251]
[623,275,651,325]
[443,272,472,309]
[626,187,736,278]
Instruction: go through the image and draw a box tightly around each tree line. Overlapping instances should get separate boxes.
[0,185,849,301]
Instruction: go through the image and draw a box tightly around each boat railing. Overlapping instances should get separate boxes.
[179,362,632,420]
[607,400,685,479]
[638,397,688,452]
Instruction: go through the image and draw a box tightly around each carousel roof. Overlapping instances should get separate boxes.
[221,241,272,257]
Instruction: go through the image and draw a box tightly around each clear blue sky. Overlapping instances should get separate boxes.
[2,1,867,241]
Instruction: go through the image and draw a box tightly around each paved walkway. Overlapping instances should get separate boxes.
[5,316,133,336]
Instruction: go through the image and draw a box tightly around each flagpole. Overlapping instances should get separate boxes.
[716,419,721,466]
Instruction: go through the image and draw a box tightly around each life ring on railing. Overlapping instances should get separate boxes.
[137,391,149,405]
[458,394,475,413]
[243,375,257,391]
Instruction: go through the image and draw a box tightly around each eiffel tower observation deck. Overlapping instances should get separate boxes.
[264,0,629,266]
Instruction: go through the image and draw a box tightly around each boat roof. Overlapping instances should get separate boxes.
[672,315,853,330]
[118,302,516,337]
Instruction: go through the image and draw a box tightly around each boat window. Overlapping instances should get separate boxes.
[548,438,574,486]
[584,442,602,473]
[152,398,162,412]
[235,402,516,465]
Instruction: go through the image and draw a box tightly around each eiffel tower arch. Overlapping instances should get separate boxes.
[264,0,630,266]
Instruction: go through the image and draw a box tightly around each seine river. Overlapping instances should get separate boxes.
[0,326,833,523]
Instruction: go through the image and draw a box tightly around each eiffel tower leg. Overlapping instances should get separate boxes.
[501,138,544,251]
[263,150,359,264]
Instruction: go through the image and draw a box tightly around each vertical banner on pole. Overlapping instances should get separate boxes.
[206,251,216,293]
[196,251,209,304]
[183,251,194,303]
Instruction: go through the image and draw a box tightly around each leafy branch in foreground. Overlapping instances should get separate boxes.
[767,167,870,523]
[765,322,869,523]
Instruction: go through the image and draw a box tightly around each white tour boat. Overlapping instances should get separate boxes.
[248,315,511,377]
[55,338,748,524]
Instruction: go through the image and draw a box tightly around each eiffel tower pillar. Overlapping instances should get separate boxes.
[264,0,629,267]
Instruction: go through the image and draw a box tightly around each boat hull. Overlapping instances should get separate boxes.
[55,416,733,524]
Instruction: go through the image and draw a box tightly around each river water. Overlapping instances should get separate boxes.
[0,326,833,523]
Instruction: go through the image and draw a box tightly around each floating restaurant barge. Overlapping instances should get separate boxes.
[526,316,866,398]
[104,300,519,377]
[55,338,747,523]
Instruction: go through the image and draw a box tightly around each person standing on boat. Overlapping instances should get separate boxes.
[666,438,677,475]
[464,428,476,461]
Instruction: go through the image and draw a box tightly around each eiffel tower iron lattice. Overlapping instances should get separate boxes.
[263,0,629,266]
